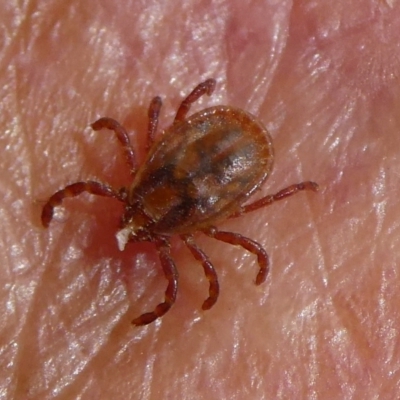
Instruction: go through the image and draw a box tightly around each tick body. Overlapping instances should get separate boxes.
[42,79,318,326]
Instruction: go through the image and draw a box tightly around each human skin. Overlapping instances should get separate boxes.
[2,1,400,399]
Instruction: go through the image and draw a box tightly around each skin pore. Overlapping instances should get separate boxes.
[2,1,400,398]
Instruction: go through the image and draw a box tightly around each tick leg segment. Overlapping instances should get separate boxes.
[181,234,220,310]
[91,117,137,175]
[132,239,178,326]
[233,181,319,217]
[174,79,216,122]
[147,96,162,151]
[41,181,124,228]
[204,228,269,285]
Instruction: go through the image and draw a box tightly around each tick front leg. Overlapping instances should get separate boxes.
[234,181,319,216]
[174,79,216,122]
[132,239,178,326]
[41,181,125,228]
[91,117,137,175]
[204,228,269,285]
[181,234,220,310]
[146,96,162,151]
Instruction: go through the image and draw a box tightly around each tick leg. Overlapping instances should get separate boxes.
[204,228,269,285]
[174,79,216,122]
[91,117,137,175]
[233,181,319,217]
[181,234,220,310]
[41,181,124,228]
[147,96,162,151]
[132,239,179,326]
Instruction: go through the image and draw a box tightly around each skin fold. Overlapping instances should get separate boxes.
[1,1,400,398]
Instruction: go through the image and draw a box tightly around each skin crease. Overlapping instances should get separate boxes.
[2,0,400,398]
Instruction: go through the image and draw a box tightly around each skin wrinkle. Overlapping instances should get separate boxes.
[1,1,400,399]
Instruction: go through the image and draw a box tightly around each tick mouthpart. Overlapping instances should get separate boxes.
[116,227,133,251]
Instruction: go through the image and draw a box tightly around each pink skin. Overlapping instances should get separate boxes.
[1,1,400,398]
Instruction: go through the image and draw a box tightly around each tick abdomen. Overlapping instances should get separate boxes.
[129,106,274,235]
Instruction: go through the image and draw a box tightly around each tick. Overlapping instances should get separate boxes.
[41,79,318,326]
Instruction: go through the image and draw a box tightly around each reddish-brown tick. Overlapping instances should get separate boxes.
[42,79,318,326]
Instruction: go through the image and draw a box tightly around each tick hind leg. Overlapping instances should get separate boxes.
[174,79,216,122]
[41,181,125,227]
[234,181,319,217]
[204,228,269,285]
[132,239,178,326]
[181,234,220,310]
[91,117,137,175]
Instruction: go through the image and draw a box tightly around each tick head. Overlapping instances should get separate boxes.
[116,204,154,250]
[115,221,149,251]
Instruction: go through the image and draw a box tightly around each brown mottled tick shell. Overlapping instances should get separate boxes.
[128,106,274,235]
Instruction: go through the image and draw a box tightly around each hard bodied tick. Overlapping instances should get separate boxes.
[41,79,318,326]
